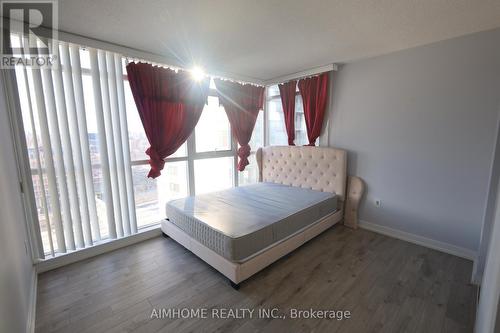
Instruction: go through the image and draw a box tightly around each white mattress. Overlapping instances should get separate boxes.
[165,183,337,262]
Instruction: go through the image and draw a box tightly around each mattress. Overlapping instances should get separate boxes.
[165,182,337,262]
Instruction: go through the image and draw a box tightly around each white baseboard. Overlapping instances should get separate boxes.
[359,220,477,261]
[36,227,162,273]
[26,268,37,333]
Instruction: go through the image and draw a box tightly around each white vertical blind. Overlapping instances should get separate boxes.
[59,44,93,247]
[106,52,131,236]
[30,59,67,253]
[69,44,101,243]
[19,39,56,256]
[98,50,123,238]
[89,48,117,240]
[52,42,86,248]
[115,54,137,234]
[15,36,139,256]
[40,44,77,251]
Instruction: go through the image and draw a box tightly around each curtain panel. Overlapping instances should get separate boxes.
[278,80,297,146]
[298,72,330,146]
[214,79,265,171]
[126,63,210,178]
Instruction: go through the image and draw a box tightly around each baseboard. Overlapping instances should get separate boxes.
[36,227,162,273]
[359,220,477,261]
[26,267,37,333]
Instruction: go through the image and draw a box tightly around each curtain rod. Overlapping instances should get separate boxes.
[123,57,265,87]
[57,30,267,87]
[264,64,338,86]
[3,18,267,87]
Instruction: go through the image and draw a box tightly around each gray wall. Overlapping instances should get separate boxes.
[0,72,35,333]
[328,28,500,252]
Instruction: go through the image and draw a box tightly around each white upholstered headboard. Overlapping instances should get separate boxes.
[256,146,347,201]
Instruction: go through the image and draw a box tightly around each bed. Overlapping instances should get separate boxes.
[161,146,364,288]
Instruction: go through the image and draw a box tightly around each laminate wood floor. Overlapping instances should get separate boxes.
[35,226,476,333]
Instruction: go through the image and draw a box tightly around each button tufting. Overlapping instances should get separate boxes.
[261,147,345,198]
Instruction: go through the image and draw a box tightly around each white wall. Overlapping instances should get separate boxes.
[475,175,500,333]
[327,28,500,254]
[0,71,36,333]
[474,112,500,283]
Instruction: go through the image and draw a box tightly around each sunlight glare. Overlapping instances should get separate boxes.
[191,66,205,81]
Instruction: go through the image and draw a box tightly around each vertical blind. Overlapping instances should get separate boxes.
[15,35,137,257]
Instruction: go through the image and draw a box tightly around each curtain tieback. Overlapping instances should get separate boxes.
[237,145,251,171]
[146,147,165,178]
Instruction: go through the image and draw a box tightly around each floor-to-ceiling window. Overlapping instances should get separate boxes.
[11,35,264,258]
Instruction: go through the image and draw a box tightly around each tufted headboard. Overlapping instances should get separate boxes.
[256,146,347,202]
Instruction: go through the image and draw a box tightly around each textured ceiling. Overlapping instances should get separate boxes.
[57,0,500,81]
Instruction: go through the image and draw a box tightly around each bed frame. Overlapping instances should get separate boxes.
[161,146,363,289]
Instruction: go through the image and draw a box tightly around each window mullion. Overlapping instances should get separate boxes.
[232,126,238,187]
[264,87,269,146]
[187,131,196,196]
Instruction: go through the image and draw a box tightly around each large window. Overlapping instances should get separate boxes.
[12,36,264,258]
[266,84,311,146]
[123,78,262,228]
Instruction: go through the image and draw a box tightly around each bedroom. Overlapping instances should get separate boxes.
[0,1,500,332]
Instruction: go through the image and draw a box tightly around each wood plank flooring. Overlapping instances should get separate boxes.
[35,226,477,333]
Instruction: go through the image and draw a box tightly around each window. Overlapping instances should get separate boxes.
[238,153,259,186]
[267,97,287,145]
[238,111,264,186]
[132,162,188,227]
[266,83,313,146]
[12,35,265,258]
[196,96,231,152]
[194,157,234,194]
[124,77,188,229]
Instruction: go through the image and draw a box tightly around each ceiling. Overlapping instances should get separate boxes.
[57,0,500,82]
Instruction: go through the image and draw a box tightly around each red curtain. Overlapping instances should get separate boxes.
[126,62,209,178]
[298,72,330,146]
[278,80,297,146]
[214,79,265,171]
